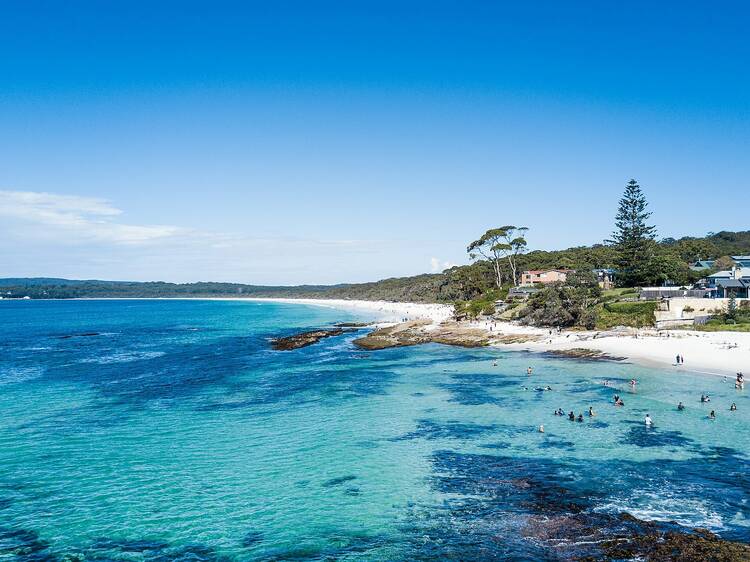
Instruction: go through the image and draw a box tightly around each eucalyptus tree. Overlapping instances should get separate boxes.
[467,226,529,287]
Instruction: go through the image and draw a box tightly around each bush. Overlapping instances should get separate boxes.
[603,301,657,314]
[517,282,599,328]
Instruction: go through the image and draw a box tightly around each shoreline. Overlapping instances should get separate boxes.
[19,296,750,378]
[256,298,748,379]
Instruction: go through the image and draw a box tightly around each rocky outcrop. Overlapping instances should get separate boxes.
[353,320,490,350]
[593,514,750,562]
[271,328,354,350]
[543,347,626,361]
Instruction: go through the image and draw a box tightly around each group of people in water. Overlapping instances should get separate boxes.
[552,406,597,423]
[538,368,744,431]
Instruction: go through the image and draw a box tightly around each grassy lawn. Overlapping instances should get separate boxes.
[596,300,657,329]
[693,320,750,332]
[601,287,639,300]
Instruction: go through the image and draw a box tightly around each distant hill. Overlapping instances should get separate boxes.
[3,230,749,303]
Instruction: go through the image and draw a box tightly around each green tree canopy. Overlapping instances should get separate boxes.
[467,226,529,287]
[608,179,658,286]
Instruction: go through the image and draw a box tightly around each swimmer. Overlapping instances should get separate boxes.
[527,366,533,376]
[568,411,575,421]
[577,414,584,422]
[539,424,544,433]
[616,398,624,407]
[709,410,716,420]
[629,379,637,387]
[645,414,653,427]
[730,403,737,411]
[677,402,685,411]
[588,406,595,417]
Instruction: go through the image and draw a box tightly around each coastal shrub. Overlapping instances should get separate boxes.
[454,287,508,319]
[517,281,600,328]
[603,301,657,314]
[596,301,657,329]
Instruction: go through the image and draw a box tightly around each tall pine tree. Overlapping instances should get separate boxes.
[608,179,657,286]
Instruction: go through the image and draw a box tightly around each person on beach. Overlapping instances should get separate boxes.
[675,354,680,365]
[645,414,653,427]
[677,402,685,411]
[588,406,596,417]
[730,403,737,411]
[709,410,716,420]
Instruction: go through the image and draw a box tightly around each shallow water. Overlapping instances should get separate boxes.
[1,300,749,560]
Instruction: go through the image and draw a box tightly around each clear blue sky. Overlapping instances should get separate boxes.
[1,1,748,284]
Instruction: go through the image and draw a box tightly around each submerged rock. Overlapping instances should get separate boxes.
[270,328,354,350]
[544,347,626,361]
[589,514,750,562]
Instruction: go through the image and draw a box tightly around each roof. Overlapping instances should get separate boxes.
[708,267,750,279]
[731,255,750,260]
[522,269,575,275]
[715,279,749,289]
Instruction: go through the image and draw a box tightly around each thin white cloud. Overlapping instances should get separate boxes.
[0,190,186,244]
[430,257,458,273]
[0,189,430,283]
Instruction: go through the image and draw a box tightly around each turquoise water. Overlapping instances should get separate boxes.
[1,299,749,560]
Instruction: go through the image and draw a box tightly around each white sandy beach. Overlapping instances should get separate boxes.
[253,298,749,379]
[470,318,750,379]
[242,298,454,325]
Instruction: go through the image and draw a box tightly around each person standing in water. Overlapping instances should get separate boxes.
[677,402,685,411]
[645,414,653,427]
[527,366,533,376]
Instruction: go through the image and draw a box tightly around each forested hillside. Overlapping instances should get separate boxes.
[3,230,749,303]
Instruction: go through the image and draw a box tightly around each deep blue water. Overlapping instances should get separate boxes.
[1,299,749,560]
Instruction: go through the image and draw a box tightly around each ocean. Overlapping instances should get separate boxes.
[1,299,749,560]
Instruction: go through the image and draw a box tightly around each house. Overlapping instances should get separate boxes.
[706,267,750,298]
[506,286,541,300]
[690,260,715,271]
[732,255,750,268]
[520,269,574,286]
[593,268,616,289]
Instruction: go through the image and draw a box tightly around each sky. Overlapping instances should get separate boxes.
[1,1,748,284]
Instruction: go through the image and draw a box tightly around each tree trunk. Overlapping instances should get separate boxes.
[507,254,518,287]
